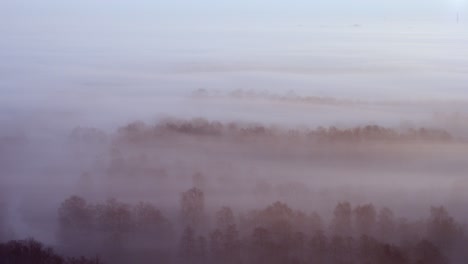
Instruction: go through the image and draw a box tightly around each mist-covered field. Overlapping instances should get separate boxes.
[2,1,468,263]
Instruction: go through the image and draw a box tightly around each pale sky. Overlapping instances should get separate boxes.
[1,0,468,107]
[1,0,467,32]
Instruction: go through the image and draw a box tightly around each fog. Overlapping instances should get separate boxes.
[2,1,468,263]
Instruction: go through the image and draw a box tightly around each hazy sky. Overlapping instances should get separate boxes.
[1,0,467,32]
[1,0,468,121]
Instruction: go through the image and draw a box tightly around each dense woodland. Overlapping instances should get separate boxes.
[191,89,468,109]
[0,239,102,264]
[110,118,454,144]
[191,88,348,105]
[2,188,463,264]
[1,119,467,263]
[68,118,455,145]
[60,190,468,264]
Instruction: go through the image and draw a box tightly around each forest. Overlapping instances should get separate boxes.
[1,190,466,264]
[1,118,468,263]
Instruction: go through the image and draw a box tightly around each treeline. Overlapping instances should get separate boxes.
[58,197,174,263]
[57,188,467,264]
[115,118,453,143]
[190,88,466,107]
[191,88,347,106]
[0,238,102,264]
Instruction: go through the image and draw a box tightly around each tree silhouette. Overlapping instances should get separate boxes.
[209,229,223,263]
[180,226,196,264]
[133,201,173,250]
[377,207,395,242]
[222,224,241,264]
[58,195,94,250]
[354,203,376,236]
[427,206,460,251]
[181,188,205,229]
[0,238,103,264]
[134,202,167,233]
[331,202,352,236]
[58,196,93,230]
[216,207,235,231]
[309,231,328,264]
[250,227,272,264]
[412,240,448,264]
[95,198,132,261]
[0,193,6,242]
[195,235,207,264]
[50,195,468,264]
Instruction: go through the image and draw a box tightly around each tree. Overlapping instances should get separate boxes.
[331,202,352,236]
[133,202,172,248]
[329,235,345,264]
[216,207,235,231]
[180,226,196,264]
[427,206,460,250]
[222,224,241,264]
[209,229,223,263]
[250,227,272,264]
[134,202,166,233]
[309,231,328,264]
[354,204,376,236]
[290,231,306,263]
[196,235,207,264]
[58,196,93,247]
[329,235,355,264]
[95,198,133,260]
[377,244,408,264]
[208,225,241,264]
[262,202,294,233]
[181,188,205,229]
[58,196,93,229]
[358,235,408,264]
[0,238,103,264]
[95,199,132,234]
[307,212,323,235]
[0,193,6,242]
[377,207,395,242]
[412,240,448,264]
